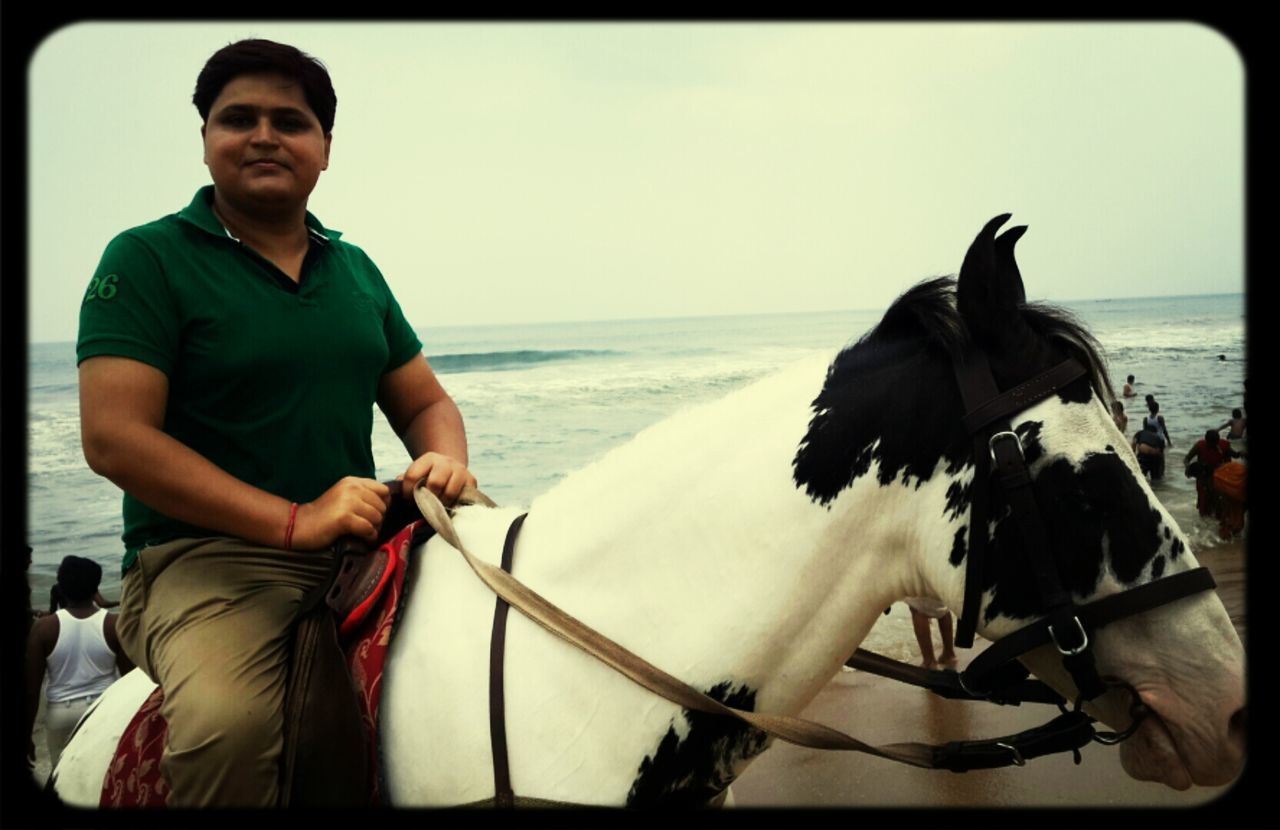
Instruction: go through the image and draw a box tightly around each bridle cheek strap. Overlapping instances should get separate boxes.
[948,347,1217,713]
[950,349,1089,648]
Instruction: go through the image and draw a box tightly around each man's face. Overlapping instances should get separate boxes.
[202,72,331,212]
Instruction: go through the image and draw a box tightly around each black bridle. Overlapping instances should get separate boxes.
[947,344,1217,729]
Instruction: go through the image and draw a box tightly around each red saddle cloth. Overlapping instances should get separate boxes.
[100,521,422,807]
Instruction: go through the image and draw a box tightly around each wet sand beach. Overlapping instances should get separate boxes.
[731,539,1248,810]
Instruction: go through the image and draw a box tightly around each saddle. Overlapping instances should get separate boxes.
[101,490,430,808]
[281,488,427,806]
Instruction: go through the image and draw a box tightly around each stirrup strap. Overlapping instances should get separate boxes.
[489,512,526,807]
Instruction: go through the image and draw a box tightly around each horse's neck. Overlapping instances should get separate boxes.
[383,352,971,806]
[516,353,934,714]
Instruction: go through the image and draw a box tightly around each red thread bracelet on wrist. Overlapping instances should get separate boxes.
[284,502,299,550]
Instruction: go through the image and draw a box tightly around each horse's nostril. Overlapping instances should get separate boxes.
[1229,706,1247,745]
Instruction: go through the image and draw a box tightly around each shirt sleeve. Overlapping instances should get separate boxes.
[359,253,422,372]
[76,232,181,374]
[382,290,424,372]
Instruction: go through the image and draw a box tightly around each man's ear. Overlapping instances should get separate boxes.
[322,133,332,171]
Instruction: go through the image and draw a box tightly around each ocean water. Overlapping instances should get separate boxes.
[24,293,1245,604]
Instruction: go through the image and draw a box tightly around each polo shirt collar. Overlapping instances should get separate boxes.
[177,185,344,245]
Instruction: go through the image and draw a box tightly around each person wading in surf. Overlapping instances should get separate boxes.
[76,38,476,807]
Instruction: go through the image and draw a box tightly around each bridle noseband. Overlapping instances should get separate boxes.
[949,344,1216,731]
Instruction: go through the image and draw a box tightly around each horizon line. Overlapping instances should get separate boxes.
[28,290,1246,345]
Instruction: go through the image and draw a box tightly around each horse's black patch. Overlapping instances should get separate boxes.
[950,525,968,567]
[945,479,972,522]
[981,452,1167,623]
[627,682,770,806]
[793,282,973,507]
[1170,536,1184,559]
[1152,554,1166,579]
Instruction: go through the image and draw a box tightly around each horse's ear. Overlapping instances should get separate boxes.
[957,214,1030,347]
[993,224,1028,306]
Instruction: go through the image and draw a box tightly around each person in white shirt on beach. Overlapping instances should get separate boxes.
[25,555,134,768]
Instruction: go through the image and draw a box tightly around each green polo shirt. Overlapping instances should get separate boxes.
[77,186,423,573]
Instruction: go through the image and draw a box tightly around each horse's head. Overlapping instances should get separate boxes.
[793,215,1245,789]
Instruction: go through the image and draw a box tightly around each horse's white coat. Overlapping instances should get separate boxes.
[382,351,926,805]
[52,667,158,806]
[52,347,1245,806]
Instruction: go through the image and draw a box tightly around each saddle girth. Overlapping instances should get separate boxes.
[488,512,528,807]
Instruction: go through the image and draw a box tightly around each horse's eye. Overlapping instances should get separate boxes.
[1054,490,1093,514]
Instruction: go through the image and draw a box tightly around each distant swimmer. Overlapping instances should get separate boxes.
[1123,375,1136,398]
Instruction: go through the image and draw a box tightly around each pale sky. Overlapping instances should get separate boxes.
[27,21,1244,343]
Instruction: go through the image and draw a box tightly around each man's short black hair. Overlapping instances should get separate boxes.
[55,555,102,604]
[193,39,337,134]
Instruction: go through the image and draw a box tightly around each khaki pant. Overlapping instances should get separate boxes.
[116,537,333,808]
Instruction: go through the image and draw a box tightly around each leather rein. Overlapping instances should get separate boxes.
[410,346,1217,803]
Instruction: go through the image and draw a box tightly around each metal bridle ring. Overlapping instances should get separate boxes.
[988,430,1024,463]
[1049,616,1090,656]
[995,741,1026,766]
[1079,678,1149,745]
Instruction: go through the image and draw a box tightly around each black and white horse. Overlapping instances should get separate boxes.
[53,217,1245,806]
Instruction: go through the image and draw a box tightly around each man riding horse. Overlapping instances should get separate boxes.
[76,38,476,807]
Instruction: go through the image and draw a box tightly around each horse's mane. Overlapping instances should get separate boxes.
[793,277,1115,507]
[849,276,1115,404]
[1019,299,1116,405]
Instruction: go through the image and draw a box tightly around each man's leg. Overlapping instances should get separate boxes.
[117,537,333,807]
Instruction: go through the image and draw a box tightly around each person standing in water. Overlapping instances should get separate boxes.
[1185,429,1236,517]
[1143,399,1173,448]
[1219,408,1247,441]
[1132,422,1167,481]
[1111,400,1128,433]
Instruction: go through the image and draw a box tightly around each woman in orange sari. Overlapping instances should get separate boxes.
[1213,459,1247,538]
